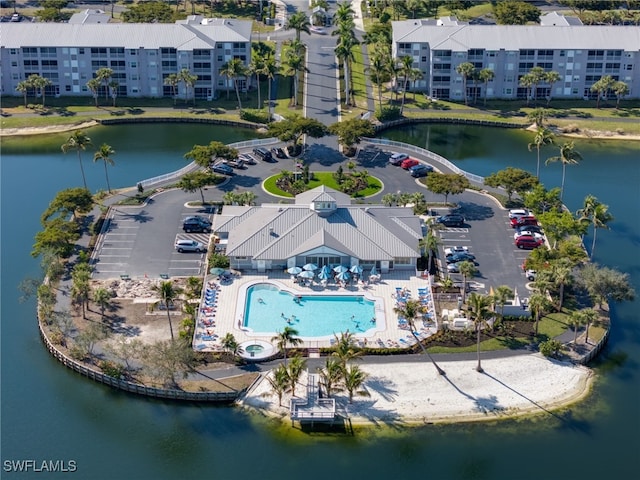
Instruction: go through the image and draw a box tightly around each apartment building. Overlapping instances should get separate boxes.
[0,17,252,100]
[391,20,640,101]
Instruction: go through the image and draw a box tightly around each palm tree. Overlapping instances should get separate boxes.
[108,81,119,107]
[466,292,492,372]
[32,75,52,108]
[613,81,629,109]
[16,78,32,107]
[178,68,198,106]
[569,310,586,345]
[519,73,534,105]
[92,287,111,319]
[478,68,495,106]
[221,58,247,110]
[164,73,180,105]
[526,66,547,105]
[455,62,475,105]
[528,292,551,336]
[544,70,561,105]
[271,326,302,364]
[398,55,414,114]
[152,280,182,341]
[281,50,307,107]
[366,51,388,111]
[589,203,614,259]
[590,75,615,108]
[284,11,311,42]
[419,231,439,275]
[342,364,368,403]
[393,299,445,375]
[528,126,554,178]
[335,35,358,107]
[458,261,478,302]
[93,143,115,193]
[263,56,279,119]
[581,308,599,345]
[95,67,114,101]
[86,78,101,107]
[545,141,582,202]
[249,53,266,110]
[317,358,343,397]
[552,262,573,311]
[267,364,289,406]
[286,355,307,397]
[331,331,361,366]
[576,194,599,237]
[61,130,93,190]
[493,285,513,321]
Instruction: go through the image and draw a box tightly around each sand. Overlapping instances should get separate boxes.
[239,354,593,425]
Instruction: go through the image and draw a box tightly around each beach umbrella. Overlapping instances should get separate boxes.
[350,265,363,275]
[333,265,349,273]
[287,266,303,275]
[318,268,331,280]
[302,263,318,271]
[209,267,226,276]
[370,265,378,276]
[336,271,351,282]
[298,270,315,279]
[320,264,331,274]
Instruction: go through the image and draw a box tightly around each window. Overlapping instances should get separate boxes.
[536,62,553,70]
[40,47,56,57]
[23,60,39,68]
[162,61,177,69]
[91,48,108,57]
[432,76,450,83]
[433,50,451,58]
[10,48,17,55]
[468,48,484,57]
[626,64,633,71]
[91,60,108,69]
[130,61,137,68]
[161,48,177,56]
[110,60,126,69]
[110,47,125,57]
[217,55,223,62]
[560,50,566,57]
[41,60,58,70]
[11,61,17,67]
[587,50,604,60]
[433,63,450,70]
[606,50,622,59]
[78,48,84,55]
[399,43,411,50]
[128,49,137,55]
[421,56,426,62]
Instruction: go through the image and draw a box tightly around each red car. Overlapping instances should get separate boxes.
[510,215,537,228]
[515,236,543,249]
[401,158,419,170]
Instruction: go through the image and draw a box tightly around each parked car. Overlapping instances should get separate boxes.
[182,216,211,233]
[238,153,256,165]
[175,239,207,253]
[401,158,420,170]
[514,230,544,240]
[226,157,245,169]
[525,269,537,281]
[388,152,408,165]
[446,252,476,263]
[508,208,530,219]
[447,261,475,273]
[271,147,287,159]
[510,215,537,228]
[253,147,274,162]
[444,246,469,255]
[437,214,465,227]
[409,164,433,177]
[310,26,327,34]
[515,224,543,235]
[211,162,235,175]
[515,236,544,249]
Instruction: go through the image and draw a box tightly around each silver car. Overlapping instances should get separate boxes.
[174,239,206,253]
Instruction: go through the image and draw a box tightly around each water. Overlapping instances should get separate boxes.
[245,283,376,336]
[1,123,639,479]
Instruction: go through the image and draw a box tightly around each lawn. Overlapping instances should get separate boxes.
[263,171,383,198]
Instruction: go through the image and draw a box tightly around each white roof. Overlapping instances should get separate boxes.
[392,21,640,51]
[540,11,583,26]
[68,9,111,25]
[0,20,252,49]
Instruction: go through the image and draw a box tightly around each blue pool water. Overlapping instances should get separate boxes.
[244,284,376,336]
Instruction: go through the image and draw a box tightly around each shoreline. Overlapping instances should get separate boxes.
[2,117,640,141]
[238,354,594,427]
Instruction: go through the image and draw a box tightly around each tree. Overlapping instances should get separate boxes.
[92,287,112,319]
[478,68,495,106]
[419,230,439,275]
[41,187,94,224]
[86,78,101,107]
[152,281,182,341]
[612,81,630,109]
[164,73,180,105]
[267,364,290,406]
[425,172,470,204]
[569,310,586,345]
[545,71,561,105]
[263,56,279,119]
[394,299,446,375]
[178,68,198,106]
[494,1,540,24]
[458,261,478,302]
[528,292,552,336]
[281,48,308,108]
[32,218,80,259]
[342,365,368,403]
[221,58,247,110]
[121,1,174,23]
[398,55,414,113]
[545,141,582,202]
[31,75,52,108]
[284,11,311,42]
[61,130,93,190]
[104,337,144,373]
[493,285,513,320]
[590,75,616,108]
[177,171,216,204]
[221,332,241,358]
[108,81,119,107]
[578,263,636,310]
[141,339,196,388]
[527,107,549,128]
[528,126,554,178]
[73,323,109,362]
[539,339,562,358]
[466,292,492,372]
[93,143,116,193]
[455,62,475,105]
[328,118,375,155]
[267,115,327,153]
[523,184,562,215]
[580,308,600,345]
[286,355,307,397]
[367,50,390,111]
[519,74,534,105]
[71,262,92,320]
[335,33,359,108]
[484,167,539,202]
[551,261,573,311]
[317,358,343,398]
[331,331,361,366]
[588,203,614,260]
[16,79,32,108]
[95,67,114,101]
[537,210,581,249]
[271,326,302,365]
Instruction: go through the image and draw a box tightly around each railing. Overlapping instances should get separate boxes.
[138,137,280,189]
[362,137,485,184]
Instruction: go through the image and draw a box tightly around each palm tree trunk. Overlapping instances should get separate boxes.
[476,326,483,372]
[267,78,273,119]
[166,305,175,340]
[536,146,541,178]
[199,187,205,204]
[256,74,261,109]
[103,161,111,193]
[591,227,598,259]
[77,152,88,190]
[413,331,445,375]
[560,164,566,201]
[234,80,243,109]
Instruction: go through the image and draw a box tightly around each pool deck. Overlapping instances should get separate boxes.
[193,270,438,354]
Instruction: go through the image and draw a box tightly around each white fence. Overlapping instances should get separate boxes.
[362,137,485,184]
[138,137,280,189]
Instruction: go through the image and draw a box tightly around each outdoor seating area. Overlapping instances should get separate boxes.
[194,281,223,350]
[286,264,380,289]
[392,282,438,346]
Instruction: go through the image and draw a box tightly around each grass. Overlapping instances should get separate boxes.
[263,171,383,198]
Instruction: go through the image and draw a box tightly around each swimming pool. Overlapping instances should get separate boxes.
[243,283,381,337]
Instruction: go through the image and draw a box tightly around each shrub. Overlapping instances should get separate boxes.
[239,109,270,124]
[539,339,563,358]
[376,105,401,122]
[99,360,125,379]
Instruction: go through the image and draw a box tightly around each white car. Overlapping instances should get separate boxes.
[175,239,207,253]
[514,230,544,241]
[444,246,469,256]
[525,269,537,281]
[310,26,326,34]
[508,209,530,219]
[388,152,409,165]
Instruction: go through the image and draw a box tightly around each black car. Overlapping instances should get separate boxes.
[253,147,274,162]
[436,214,465,227]
[183,216,212,233]
[211,162,235,176]
[271,147,287,159]
[446,252,476,263]
[516,224,543,235]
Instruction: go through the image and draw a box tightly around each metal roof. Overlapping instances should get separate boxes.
[392,21,640,51]
[0,20,252,49]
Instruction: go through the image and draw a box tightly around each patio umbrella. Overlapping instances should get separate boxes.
[320,264,331,275]
[333,265,349,274]
[370,265,378,276]
[302,263,318,271]
[298,270,315,279]
[287,266,303,275]
[209,267,226,276]
[318,268,331,280]
[335,271,351,282]
[350,265,363,275]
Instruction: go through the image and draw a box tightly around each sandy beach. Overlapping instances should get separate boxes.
[239,354,593,425]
